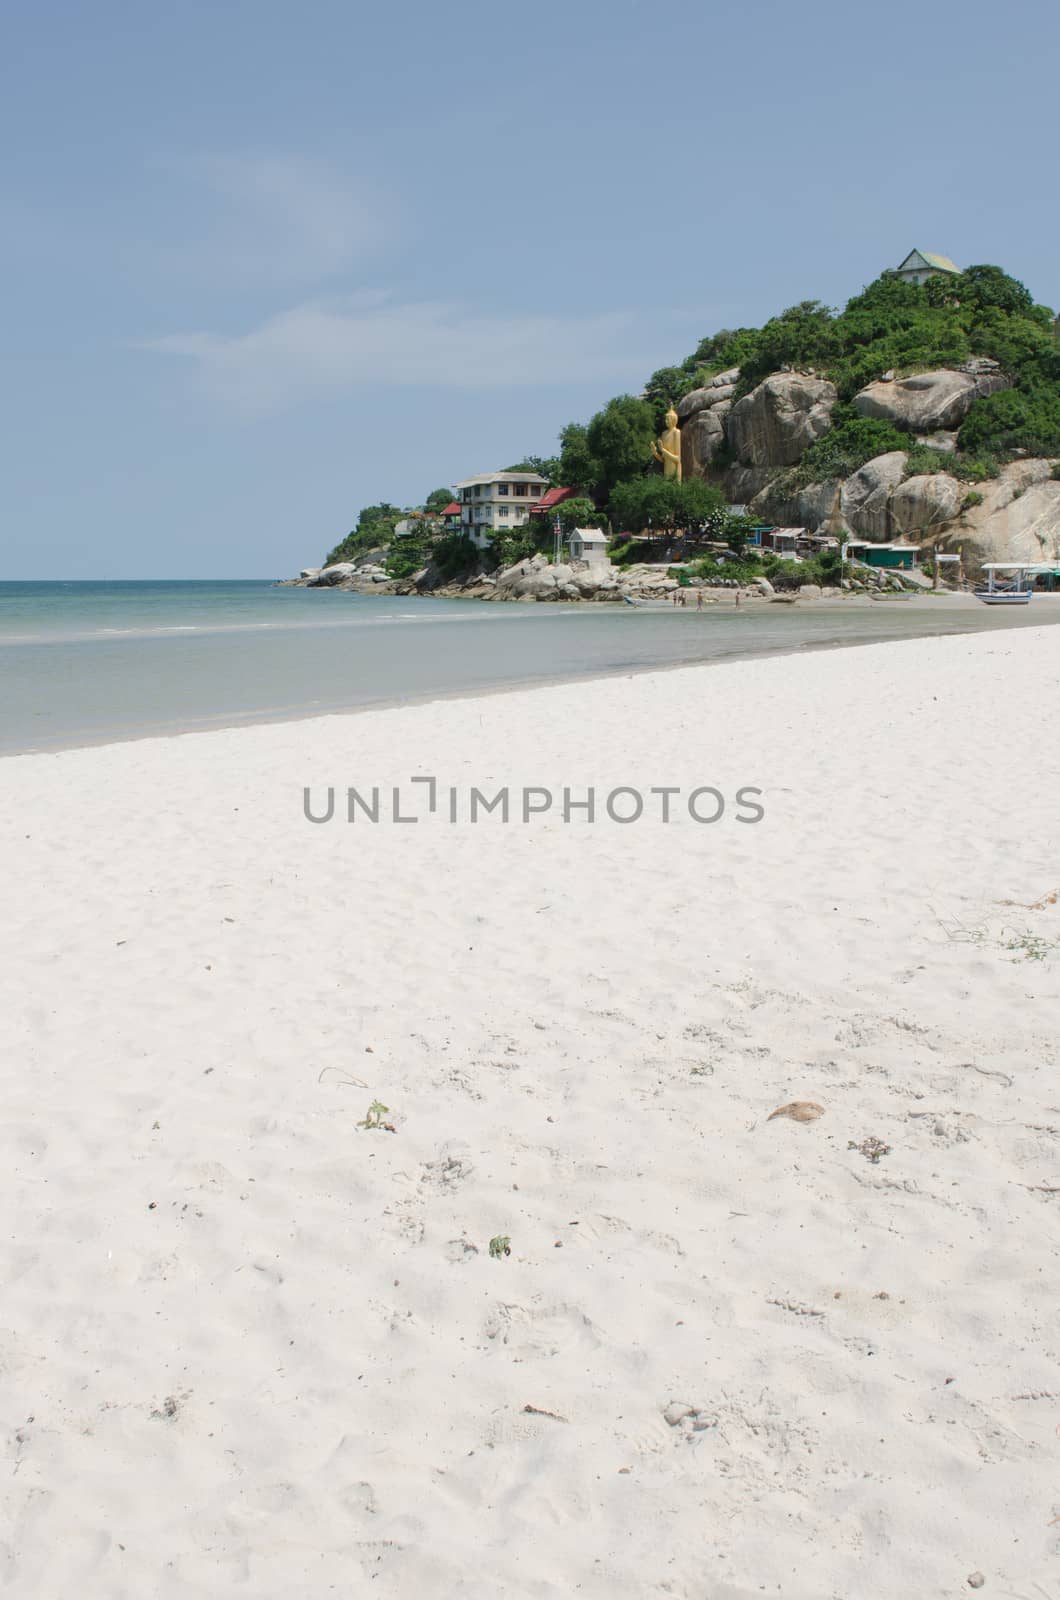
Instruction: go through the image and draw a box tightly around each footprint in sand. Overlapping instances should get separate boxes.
[483,1300,600,1359]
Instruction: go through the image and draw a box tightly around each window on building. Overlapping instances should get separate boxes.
[498,483,509,495]
[498,507,509,517]
[514,483,528,496]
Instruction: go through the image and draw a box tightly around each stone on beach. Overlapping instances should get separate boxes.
[767,1101,825,1122]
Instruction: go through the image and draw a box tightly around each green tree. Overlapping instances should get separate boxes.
[700,508,757,551]
[644,366,693,430]
[686,327,759,375]
[609,476,724,534]
[952,264,1035,316]
[959,386,1060,456]
[553,496,603,534]
[504,455,559,480]
[430,532,479,579]
[424,486,454,514]
[738,300,838,390]
[324,502,403,565]
[556,422,601,496]
[384,538,428,580]
[585,395,657,499]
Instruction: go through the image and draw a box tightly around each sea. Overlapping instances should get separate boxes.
[2,579,1057,756]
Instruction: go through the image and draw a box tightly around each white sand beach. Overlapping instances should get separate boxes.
[2,624,1058,1599]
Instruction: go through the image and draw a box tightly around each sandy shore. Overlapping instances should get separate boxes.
[2,626,1058,1598]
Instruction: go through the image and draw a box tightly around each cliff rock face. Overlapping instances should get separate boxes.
[725,465,775,504]
[889,473,964,534]
[946,460,1060,568]
[750,464,969,541]
[681,408,726,478]
[728,373,837,468]
[853,367,1009,433]
[676,367,741,421]
[679,367,739,478]
[747,476,842,530]
[840,452,909,538]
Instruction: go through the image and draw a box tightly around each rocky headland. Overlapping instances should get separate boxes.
[680,362,1059,569]
[295,265,1060,594]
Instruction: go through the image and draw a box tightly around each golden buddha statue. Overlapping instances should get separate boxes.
[652,403,682,481]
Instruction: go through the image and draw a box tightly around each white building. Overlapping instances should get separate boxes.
[568,527,610,565]
[895,248,960,288]
[453,471,549,548]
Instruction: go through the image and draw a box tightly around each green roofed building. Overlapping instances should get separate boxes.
[895,248,961,288]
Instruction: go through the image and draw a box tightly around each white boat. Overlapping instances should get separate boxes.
[974,564,1035,605]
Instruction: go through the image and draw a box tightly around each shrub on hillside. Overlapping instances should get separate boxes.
[430,532,480,579]
[384,540,428,580]
[691,556,763,584]
[959,386,1060,457]
[782,406,908,490]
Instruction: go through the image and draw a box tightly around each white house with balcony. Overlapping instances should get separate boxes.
[454,470,550,548]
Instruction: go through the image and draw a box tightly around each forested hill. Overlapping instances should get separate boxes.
[545,265,1060,507]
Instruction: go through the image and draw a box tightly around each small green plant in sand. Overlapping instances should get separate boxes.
[358,1099,393,1131]
[935,912,1058,962]
[848,1136,891,1164]
[489,1235,512,1258]
[999,930,1058,962]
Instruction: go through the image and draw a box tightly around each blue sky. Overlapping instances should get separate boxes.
[2,0,1056,577]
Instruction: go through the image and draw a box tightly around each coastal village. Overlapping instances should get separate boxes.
[292,251,1060,604]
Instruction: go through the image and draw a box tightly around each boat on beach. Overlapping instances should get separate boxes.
[975,564,1035,605]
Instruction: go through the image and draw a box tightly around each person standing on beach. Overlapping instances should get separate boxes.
[696,590,704,611]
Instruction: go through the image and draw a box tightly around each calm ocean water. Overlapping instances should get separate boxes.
[2,579,1057,755]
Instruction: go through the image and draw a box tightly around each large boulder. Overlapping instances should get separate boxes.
[677,387,714,421]
[840,452,908,538]
[677,383,737,421]
[728,373,837,468]
[798,479,845,533]
[853,369,1009,432]
[681,408,726,478]
[679,366,741,418]
[889,473,963,535]
[945,460,1060,572]
[915,430,959,454]
[307,562,359,587]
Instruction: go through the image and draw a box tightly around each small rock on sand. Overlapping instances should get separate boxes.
[767,1101,824,1123]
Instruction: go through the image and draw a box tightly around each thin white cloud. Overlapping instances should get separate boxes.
[145,294,662,413]
[150,155,398,283]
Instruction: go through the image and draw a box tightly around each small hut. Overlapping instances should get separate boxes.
[568,528,610,565]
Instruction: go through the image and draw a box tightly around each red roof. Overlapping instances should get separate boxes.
[531,486,576,514]
[440,501,461,516]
